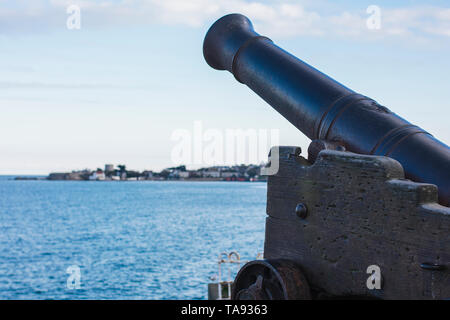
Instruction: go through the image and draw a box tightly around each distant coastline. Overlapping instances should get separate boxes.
[13,163,268,182]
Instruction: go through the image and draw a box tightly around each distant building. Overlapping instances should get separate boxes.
[179,171,194,179]
[221,171,238,178]
[142,171,154,179]
[105,164,114,173]
[203,169,221,178]
[89,170,105,181]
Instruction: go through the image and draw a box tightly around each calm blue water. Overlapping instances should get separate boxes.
[0,178,266,299]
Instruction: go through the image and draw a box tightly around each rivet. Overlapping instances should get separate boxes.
[295,203,308,219]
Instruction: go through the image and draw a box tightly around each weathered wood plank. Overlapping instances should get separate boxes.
[264,146,450,299]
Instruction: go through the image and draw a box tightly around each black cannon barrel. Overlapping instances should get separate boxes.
[203,14,450,206]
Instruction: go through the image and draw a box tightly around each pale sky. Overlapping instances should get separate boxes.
[1,0,449,174]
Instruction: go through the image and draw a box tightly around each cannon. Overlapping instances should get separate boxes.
[204,14,450,299]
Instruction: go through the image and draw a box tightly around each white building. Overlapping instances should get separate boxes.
[89,171,106,181]
[143,171,154,179]
[179,171,190,179]
[221,171,238,178]
[203,170,221,178]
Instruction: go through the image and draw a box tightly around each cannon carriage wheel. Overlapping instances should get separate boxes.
[231,259,311,300]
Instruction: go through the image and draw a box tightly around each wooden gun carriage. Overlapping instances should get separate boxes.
[203,14,450,299]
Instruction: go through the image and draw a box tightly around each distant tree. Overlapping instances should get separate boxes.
[246,167,258,178]
[238,164,247,174]
[127,171,140,178]
[168,165,186,172]
[117,165,126,173]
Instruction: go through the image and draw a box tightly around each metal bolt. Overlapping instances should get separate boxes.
[295,203,308,219]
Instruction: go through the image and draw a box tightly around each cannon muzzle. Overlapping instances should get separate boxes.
[203,14,450,206]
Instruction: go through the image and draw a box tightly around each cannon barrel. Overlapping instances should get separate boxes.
[203,14,450,206]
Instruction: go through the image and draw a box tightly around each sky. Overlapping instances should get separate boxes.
[1,0,449,174]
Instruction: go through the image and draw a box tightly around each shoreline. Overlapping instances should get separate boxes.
[8,163,268,183]
[10,177,267,183]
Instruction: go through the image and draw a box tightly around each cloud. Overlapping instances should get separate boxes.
[0,0,449,41]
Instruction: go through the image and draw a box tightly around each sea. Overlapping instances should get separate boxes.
[0,176,266,299]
